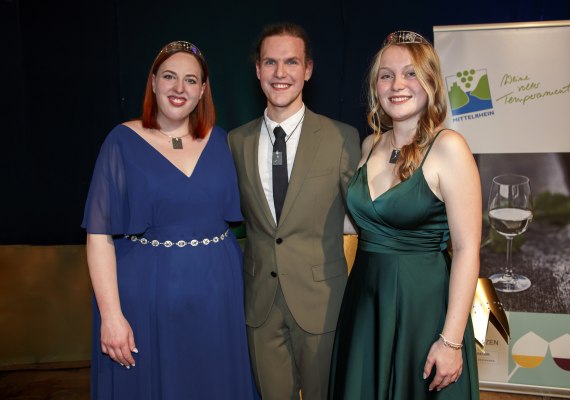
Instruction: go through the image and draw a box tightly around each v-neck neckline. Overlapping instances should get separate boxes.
[363,128,447,203]
[364,163,421,203]
[124,124,212,179]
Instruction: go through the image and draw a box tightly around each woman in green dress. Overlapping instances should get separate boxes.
[329,31,481,399]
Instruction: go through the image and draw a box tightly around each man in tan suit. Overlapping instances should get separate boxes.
[228,23,360,400]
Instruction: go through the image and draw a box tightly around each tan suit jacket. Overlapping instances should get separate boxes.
[228,109,360,334]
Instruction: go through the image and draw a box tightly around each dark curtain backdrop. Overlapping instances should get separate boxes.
[1,0,568,244]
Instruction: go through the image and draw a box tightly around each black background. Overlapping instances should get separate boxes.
[1,0,568,244]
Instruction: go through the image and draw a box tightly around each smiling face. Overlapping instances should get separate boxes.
[151,52,205,127]
[256,34,313,122]
[376,45,428,125]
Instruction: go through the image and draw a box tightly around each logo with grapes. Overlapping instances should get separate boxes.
[446,68,493,116]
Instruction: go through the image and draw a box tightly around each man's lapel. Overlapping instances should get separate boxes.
[278,109,322,225]
[243,118,277,229]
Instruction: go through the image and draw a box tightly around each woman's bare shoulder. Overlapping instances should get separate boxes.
[432,129,473,159]
[121,119,144,133]
[361,133,377,154]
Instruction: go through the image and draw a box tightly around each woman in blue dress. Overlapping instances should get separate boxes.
[82,41,254,399]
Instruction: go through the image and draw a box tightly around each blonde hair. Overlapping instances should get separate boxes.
[367,41,447,180]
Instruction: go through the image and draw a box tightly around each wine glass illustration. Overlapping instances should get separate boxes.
[509,331,548,381]
[488,174,533,292]
[550,334,570,372]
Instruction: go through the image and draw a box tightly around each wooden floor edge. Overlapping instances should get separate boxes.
[0,360,90,372]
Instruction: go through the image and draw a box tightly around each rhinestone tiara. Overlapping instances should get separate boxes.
[158,41,203,57]
[382,31,431,48]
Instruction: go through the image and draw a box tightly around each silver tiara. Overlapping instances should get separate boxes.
[158,41,202,57]
[382,31,431,48]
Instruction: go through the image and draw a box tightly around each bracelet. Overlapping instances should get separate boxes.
[439,333,463,350]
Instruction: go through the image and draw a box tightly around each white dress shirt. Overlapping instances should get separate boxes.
[258,105,306,223]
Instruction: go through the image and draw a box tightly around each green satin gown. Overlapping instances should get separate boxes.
[329,131,479,399]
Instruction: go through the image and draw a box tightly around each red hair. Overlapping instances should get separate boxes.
[141,41,215,139]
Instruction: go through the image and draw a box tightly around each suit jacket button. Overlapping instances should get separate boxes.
[270,271,277,277]
[276,238,283,244]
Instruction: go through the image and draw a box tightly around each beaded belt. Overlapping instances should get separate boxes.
[125,229,229,248]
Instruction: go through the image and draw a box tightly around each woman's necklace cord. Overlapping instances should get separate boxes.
[157,129,191,149]
[389,133,401,164]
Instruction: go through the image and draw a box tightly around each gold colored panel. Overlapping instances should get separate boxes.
[0,245,92,367]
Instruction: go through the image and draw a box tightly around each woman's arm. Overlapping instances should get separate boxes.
[87,233,137,367]
[423,130,481,391]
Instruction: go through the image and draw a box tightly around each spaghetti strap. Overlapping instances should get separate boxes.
[364,135,382,164]
[419,128,446,168]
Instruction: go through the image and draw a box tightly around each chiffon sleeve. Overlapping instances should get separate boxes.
[224,167,243,223]
[218,126,243,223]
[81,129,131,235]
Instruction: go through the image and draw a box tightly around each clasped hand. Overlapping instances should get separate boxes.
[423,339,463,392]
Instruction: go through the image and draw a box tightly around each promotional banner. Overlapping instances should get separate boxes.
[434,21,570,154]
[434,21,570,397]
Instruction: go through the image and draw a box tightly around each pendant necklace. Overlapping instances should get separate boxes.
[389,133,401,164]
[157,129,190,149]
[263,112,305,166]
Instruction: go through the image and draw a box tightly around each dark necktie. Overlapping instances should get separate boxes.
[272,126,288,223]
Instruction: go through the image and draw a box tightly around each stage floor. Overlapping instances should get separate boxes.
[0,366,558,400]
